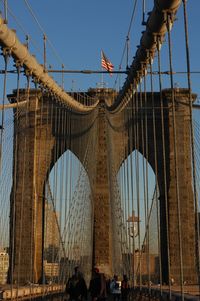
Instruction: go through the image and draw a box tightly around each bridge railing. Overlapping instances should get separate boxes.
[0,284,65,300]
[131,286,200,301]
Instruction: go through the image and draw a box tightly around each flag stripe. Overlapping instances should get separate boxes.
[101,51,114,73]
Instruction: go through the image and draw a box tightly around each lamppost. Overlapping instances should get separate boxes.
[127,210,140,287]
[127,210,140,237]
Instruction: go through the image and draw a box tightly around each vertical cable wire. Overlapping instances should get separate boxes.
[149,56,162,294]
[182,0,200,288]
[44,91,55,286]
[142,0,146,25]
[134,85,141,288]
[42,88,52,285]
[124,148,129,274]
[51,103,62,268]
[58,105,67,282]
[126,105,133,280]
[33,79,45,285]
[139,77,152,292]
[16,72,30,295]
[139,80,147,232]
[142,66,151,291]
[0,50,9,174]
[123,105,130,275]
[43,34,47,72]
[61,64,65,90]
[26,73,35,285]
[156,35,171,295]
[65,108,71,280]
[4,0,8,23]
[119,142,126,274]
[132,85,139,286]
[10,62,21,300]
[126,36,130,70]
[41,89,46,286]
[121,137,126,273]
[129,90,136,288]
[167,13,184,298]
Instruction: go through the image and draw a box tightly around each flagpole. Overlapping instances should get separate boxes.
[101,50,104,88]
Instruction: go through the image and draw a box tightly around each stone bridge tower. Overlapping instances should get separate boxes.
[8,88,198,284]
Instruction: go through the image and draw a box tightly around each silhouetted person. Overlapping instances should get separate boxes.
[66,267,87,301]
[89,268,107,301]
[121,275,129,301]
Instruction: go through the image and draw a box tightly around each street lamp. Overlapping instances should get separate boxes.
[127,210,140,237]
[127,210,141,287]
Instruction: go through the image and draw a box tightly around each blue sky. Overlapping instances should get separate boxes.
[0,0,199,97]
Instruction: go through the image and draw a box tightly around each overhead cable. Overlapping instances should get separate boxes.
[23,0,64,66]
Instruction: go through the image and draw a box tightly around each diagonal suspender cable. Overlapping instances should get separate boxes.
[142,67,150,292]
[149,58,162,294]
[129,94,136,288]
[0,0,44,57]
[23,0,63,66]
[156,36,171,296]
[10,62,21,298]
[113,0,138,90]
[108,0,182,114]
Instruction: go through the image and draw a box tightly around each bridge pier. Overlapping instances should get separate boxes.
[133,89,198,284]
[9,90,55,284]
[159,89,198,284]
[92,101,113,276]
[108,88,198,284]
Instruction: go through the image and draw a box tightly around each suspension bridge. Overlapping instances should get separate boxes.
[0,0,200,300]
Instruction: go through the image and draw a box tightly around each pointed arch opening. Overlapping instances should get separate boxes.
[44,150,93,285]
[111,150,161,284]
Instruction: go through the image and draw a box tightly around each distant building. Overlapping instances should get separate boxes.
[44,202,60,254]
[44,260,59,280]
[0,252,9,284]
[122,253,133,272]
[44,244,59,263]
[134,251,159,283]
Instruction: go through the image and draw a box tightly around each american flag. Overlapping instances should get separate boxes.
[101,50,114,75]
